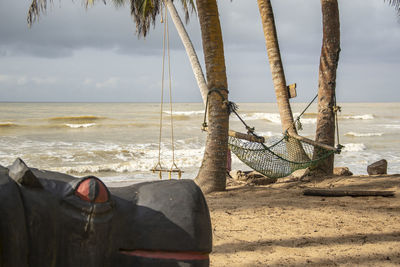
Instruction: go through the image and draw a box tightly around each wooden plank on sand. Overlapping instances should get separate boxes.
[303,188,395,197]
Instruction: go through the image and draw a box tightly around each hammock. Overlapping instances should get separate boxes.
[203,89,342,179]
[228,132,338,179]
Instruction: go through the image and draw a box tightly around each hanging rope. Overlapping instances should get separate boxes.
[151,3,182,179]
[292,93,318,132]
[286,93,343,151]
[333,93,343,150]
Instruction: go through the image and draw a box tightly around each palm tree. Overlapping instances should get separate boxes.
[256,0,295,135]
[257,0,309,164]
[312,0,340,175]
[193,0,228,193]
[128,0,229,193]
[163,0,208,104]
[258,0,399,176]
[119,0,209,104]
[28,0,208,104]
[27,0,228,193]
[313,0,399,175]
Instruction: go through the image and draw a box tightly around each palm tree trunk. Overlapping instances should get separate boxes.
[165,0,208,104]
[257,0,296,135]
[313,0,340,175]
[194,0,229,194]
[257,0,309,164]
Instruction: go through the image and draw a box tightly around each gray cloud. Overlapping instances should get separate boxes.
[0,0,399,102]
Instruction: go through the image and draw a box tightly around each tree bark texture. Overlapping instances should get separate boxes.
[257,0,309,164]
[194,0,229,194]
[165,0,208,105]
[257,0,296,135]
[313,0,340,175]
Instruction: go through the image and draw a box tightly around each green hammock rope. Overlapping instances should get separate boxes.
[228,134,337,179]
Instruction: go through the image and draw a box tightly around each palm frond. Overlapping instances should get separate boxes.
[385,0,400,14]
[28,0,126,26]
[27,0,196,38]
[27,0,52,27]
[112,0,127,7]
[129,0,196,37]
[178,0,196,24]
[130,0,162,37]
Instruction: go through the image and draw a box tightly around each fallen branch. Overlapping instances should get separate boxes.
[303,188,395,197]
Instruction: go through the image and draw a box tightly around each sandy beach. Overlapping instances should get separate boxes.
[207,174,400,266]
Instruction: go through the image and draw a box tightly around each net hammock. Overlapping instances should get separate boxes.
[203,89,342,179]
[228,133,337,179]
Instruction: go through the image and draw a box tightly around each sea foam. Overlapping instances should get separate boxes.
[65,123,96,128]
[240,112,317,124]
[342,114,374,120]
[342,143,367,152]
[241,113,281,124]
[51,147,204,175]
[345,132,383,137]
[167,111,204,116]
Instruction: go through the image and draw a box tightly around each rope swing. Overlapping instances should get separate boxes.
[151,3,182,179]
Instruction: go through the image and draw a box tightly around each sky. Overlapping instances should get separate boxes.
[0,0,399,103]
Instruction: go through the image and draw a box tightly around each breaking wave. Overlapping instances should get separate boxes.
[342,114,374,120]
[342,143,367,152]
[241,113,282,124]
[240,112,317,124]
[345,132,383,137]
[65,123,97,129]
[0,122,19,128]
[166,111,204,116]
[49,147,204,175]
[48,115,107,123]
[162,111,204,121]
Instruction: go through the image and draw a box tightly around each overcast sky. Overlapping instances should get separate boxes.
[0,0,399,102]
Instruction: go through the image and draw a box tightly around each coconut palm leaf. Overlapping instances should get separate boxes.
[385,0,400,13]
[28,0,112,26]
[129,0,195,37]
[28,0,195,37]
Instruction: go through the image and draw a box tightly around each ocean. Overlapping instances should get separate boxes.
[0,102,399,184]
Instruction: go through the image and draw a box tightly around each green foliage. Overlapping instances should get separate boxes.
[130,0,195,37]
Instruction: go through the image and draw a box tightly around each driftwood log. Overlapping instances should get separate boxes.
[303,188,395,197]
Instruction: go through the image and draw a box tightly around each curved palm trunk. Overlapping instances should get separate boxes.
[257,0,296,135]
[165,0,208,104]
[257,0,309,164]
[313,0,340,175]
[194,0,228,194]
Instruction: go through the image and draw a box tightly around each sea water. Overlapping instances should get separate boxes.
[0,102,399,184]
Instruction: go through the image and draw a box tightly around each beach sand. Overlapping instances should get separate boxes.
[207,174,400,266]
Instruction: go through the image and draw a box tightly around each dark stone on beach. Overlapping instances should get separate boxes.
[367,159,388,175]
[334,167,353,176]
